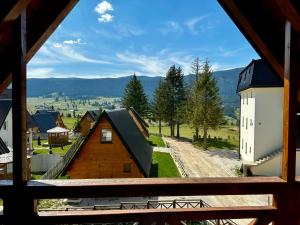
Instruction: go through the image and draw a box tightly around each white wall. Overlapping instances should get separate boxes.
[30,154,62,173]
[254,88,283,161]
[251,151,300,176]
[0,108,13,148]
[240,89,255,162]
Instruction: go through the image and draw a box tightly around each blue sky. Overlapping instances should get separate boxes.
[27,0,259,78]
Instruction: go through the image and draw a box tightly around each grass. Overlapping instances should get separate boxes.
[193,138,238,150]
[62,117,78,130]
[150,152,180,178]
[31,172,43,180]
[32,139,76,156]
[148,135,166,147]
[149,124,239,150]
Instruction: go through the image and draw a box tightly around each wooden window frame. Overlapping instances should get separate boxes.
[100,128,112,143]
[0,3,299,225]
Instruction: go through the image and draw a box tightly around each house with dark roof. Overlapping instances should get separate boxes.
[77,110,101,136]
[32,110,65,139]
[128,107,149,138]
[237,59,287,176]
[64,109,153,178]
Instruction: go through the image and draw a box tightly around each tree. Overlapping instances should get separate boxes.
[121,73,148,117]
[165,65,186,138]
[188,60,225,150]
[151,80,171,135]
[190,57,203,137]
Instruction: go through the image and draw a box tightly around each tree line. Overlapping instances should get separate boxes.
[121,58,224,150]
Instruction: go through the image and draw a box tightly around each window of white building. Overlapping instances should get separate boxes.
[246,93,248,105]
[242,139,244,149]
[242,117,244,127]
[245,142,247,154]
[246,118,248,130]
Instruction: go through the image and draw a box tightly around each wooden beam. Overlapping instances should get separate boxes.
[27,177,285,199]
[217,0,284,79]
[37,206,277,224]
[282,21,297,183]
[26,0,78,62]
[0,0,31,24]
[274,0,300,33]
[11,9,28,185]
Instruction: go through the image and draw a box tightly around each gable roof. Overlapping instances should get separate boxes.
[87,110,100,121]
[31,113,57,134]
[0,138,10,155]
[0,100,12,128]
[47,127,69,133]
[105,109,152,176]
[237,59,283,93]
[128,107,149,138]
[0,89,12,99]
[65,109,153,177]
[36,110,60,119]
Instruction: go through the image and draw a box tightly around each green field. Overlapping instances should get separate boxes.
[62,117,78,130]
[27,96,121,117]
[148,135,166,147]
[149,124,239,150]
[150,152,180,177]
[32,139,75,156]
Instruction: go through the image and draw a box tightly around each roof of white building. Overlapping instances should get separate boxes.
[237,59,283,93]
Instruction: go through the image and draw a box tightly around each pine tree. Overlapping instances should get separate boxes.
[165,65,186,138]
[190,57,203,138]
[152,79,171,135]
[121,73,148,117]
[188,60,225,150]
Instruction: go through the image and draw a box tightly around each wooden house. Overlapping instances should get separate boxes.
[32,110,65,139]
[64,109,153,179]
[128,107,149,138]
[78,110,100,136]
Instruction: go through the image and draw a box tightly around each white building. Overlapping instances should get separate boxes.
[237,59,289,176]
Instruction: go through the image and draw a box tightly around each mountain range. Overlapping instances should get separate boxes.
[27,67,243,117]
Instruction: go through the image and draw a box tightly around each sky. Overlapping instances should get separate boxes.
[27,0,259,79]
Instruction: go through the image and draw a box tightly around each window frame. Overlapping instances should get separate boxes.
[100,128,113,143]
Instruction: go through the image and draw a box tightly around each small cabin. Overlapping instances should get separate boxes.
[64,109,153,179]
[47,127,70,146]
[78,110,100,136]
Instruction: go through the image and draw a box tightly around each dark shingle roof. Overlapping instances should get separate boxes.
[236,59,283,93]
[0,138,10,155]
[0,100,12,128]
[87,110,100,121]
[36,110,59,119]
[105,109,152,176]
[31,113,57,133]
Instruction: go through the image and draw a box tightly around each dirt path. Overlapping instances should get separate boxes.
[163,137,271,225]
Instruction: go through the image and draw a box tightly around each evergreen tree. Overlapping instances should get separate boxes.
[121,73,148,117]
[190,57,203,137]
[188,60,225,150]
[165,65,186,138]
[152,79,171,135]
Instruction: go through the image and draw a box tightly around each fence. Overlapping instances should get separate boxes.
[41,136,85,179]
[30,154,62,173]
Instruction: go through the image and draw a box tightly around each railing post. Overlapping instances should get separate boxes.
[173,200,176,208]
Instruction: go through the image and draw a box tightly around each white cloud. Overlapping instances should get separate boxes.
[219,47,245,57]
[98,14,114,23]
[160,21,183,35]
[95,1,113,14]
[63,38,86,45]
[27,67,55,78]
[185,16,208,34]
[29,42,113,66]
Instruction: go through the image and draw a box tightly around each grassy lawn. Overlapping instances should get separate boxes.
[148,135,166,147]
[150,152,180,178]
[62,117,78,130]
[193,138,239,150]
[149,124,239,150]
[32,139,76,156]
[31,172,43,180]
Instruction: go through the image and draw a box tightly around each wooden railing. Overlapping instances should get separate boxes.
[41,136,85,179]
[2,177,279,224]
